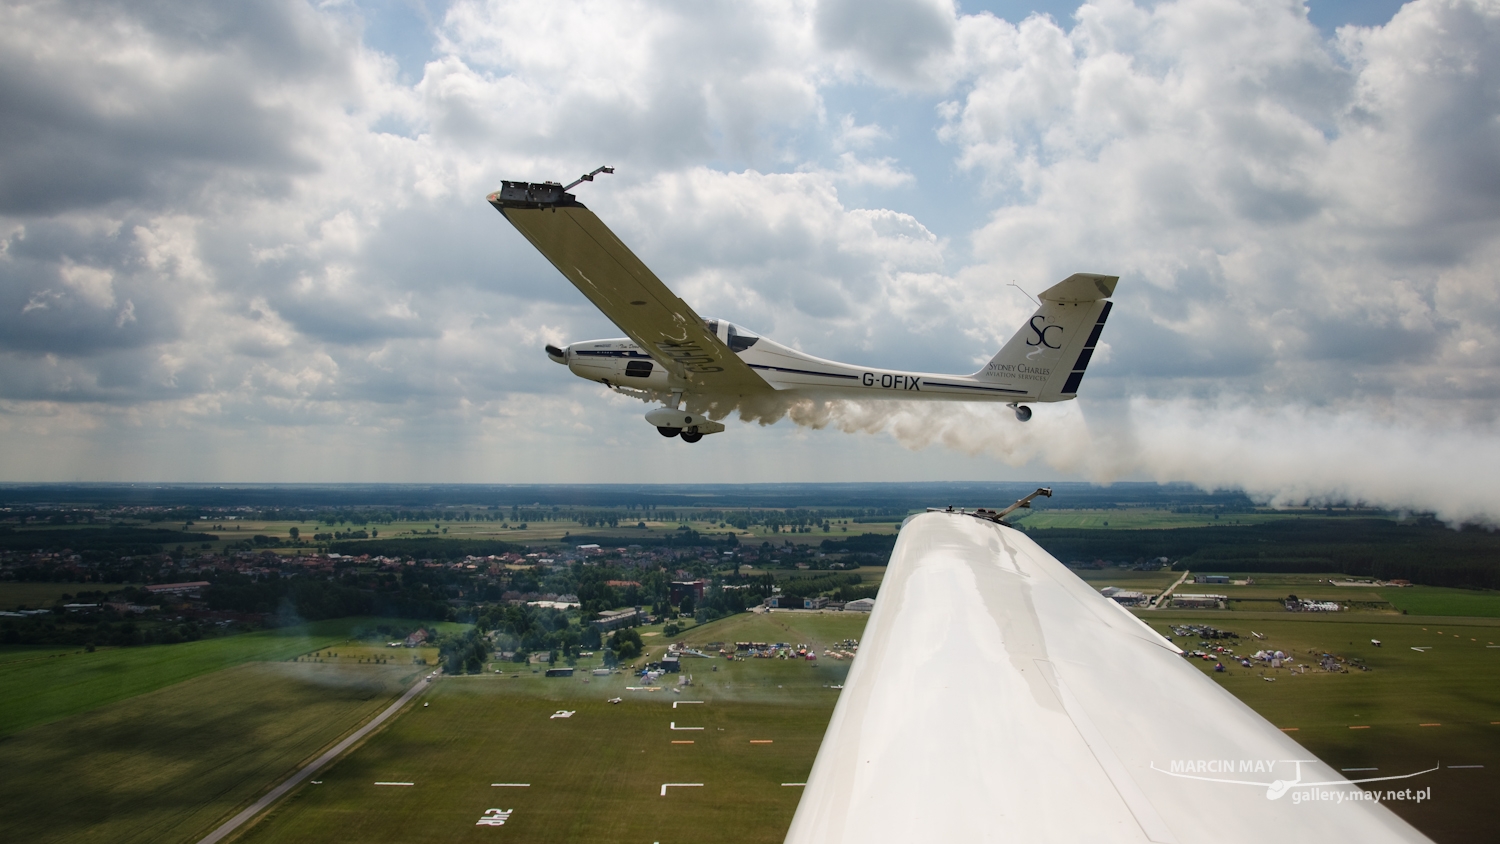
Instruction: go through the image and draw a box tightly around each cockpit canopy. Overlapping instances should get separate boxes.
[702,318,760,353]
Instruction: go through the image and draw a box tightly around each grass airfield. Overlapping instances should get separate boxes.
[237,612,866,844]
[235,609,1498,844]
[0,604,1495,843]
[1148,611,1500,842]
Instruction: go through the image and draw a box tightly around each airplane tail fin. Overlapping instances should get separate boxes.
[974,273,1117,401]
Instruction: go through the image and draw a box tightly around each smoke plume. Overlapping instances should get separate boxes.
[745,395,1500,526]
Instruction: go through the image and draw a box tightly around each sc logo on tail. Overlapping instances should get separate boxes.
[1026,316,1063,349]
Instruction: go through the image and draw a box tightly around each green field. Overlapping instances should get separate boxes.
[1146,612,1500,840]
[5,603,1497,843]
[1014,509,1303,529]
[0,645,83,664]
[1072,568,1183,591]
[235,612,866,844]
[0,617,464,736]
[0,660,418,844]
[0,581,146,609]
[235,609,1496,844]
[1381,586,1500,618]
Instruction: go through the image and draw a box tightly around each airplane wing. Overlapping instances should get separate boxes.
[784,511,1433,844]
[488,181,772,396]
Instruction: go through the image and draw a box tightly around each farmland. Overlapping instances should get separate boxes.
[0,660,419,844]
[0,580,145,609]
[0,617,458,736]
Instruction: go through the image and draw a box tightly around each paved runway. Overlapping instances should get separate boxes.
[196,671,437,844]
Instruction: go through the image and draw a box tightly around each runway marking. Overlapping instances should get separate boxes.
[670,722,704,730]
[1349,725,1370,729]
[750,740,774,744]
[1448,765,1485,769]
[660,783,703,796]
[1342,768,1378,772]
[550,710,575,719]
[374,782,414,786]
[781,783,806,787]
[491,783,530,787]
[671,740,694,744]
[1419,723,1441,727]
[1411,647,1431,652]
[1279,727,1299,732]
[672,701,704,709]
[476,808,514,827]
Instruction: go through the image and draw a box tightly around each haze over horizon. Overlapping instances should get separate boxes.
[3,0,1499,524]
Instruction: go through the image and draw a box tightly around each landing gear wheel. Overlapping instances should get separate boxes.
[680,431,703,443]
[1013,405,1032,422]
[657,426,682,438]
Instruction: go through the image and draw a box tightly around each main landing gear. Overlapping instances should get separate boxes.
[646,402,724,444]
[1007,402,1033,422]
[655,424,709,443]
[656,426,704,442]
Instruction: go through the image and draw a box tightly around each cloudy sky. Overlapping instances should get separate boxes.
[2,0,1498,521]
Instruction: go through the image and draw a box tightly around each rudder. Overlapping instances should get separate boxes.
[974,273,1117,401]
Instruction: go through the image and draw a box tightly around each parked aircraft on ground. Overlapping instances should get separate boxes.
[488,170,1117,443]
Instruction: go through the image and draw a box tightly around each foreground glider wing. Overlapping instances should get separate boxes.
[785,512,1432,844]
[488,181,770,395]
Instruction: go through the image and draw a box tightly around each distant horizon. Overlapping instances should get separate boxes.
[0,480,1406,516]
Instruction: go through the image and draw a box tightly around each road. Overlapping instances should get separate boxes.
[1148,569,1192,610]
[196,670,437,844]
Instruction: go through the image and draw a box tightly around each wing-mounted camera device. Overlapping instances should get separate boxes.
[929,487,1052,526]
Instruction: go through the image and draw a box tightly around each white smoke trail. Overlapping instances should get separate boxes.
[754,396,1500,526]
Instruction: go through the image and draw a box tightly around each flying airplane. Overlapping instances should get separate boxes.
[781,492,1434,844]
[488,169,1117,443]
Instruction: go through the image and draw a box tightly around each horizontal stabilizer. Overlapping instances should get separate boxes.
[1041,273,1118,303]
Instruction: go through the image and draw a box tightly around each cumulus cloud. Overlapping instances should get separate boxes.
[936,0,1500,411]
[817,0,958,87]
[0,0,1498,521]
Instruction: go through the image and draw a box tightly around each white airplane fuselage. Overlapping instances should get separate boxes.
[553,323,1040,403]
